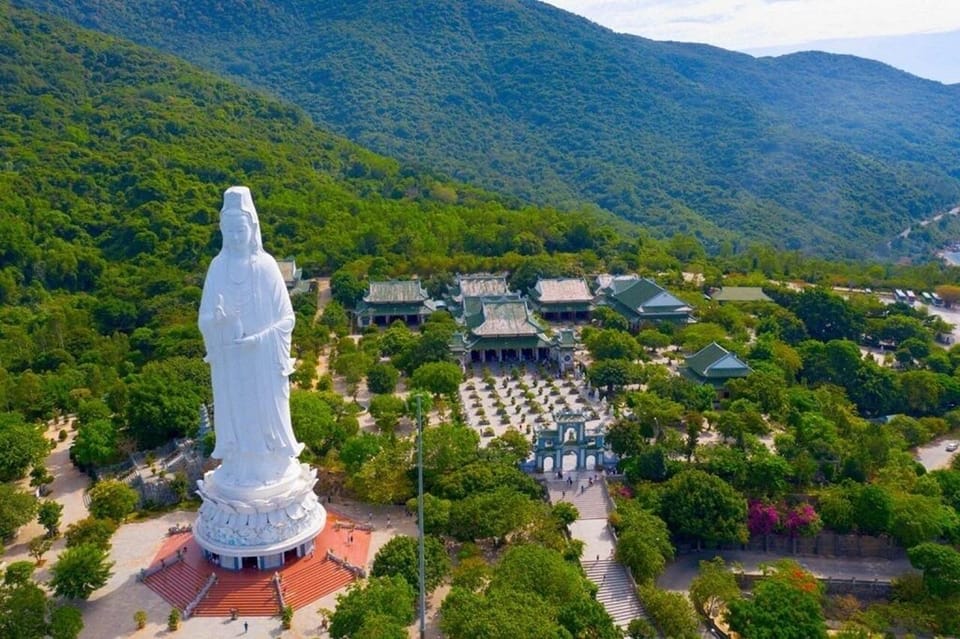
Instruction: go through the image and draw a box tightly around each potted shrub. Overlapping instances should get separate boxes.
[167,608,180,631]
[134,610,147,630]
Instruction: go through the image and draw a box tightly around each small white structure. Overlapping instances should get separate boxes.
[194,187,325,570]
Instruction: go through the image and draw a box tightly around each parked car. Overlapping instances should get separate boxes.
[946,440,959,452]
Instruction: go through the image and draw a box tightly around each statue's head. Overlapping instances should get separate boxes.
[219,186,263,255]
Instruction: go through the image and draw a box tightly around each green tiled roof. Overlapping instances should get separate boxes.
[357,302,432,316]
[364,280,428,303]
[711,287,772,303]
[556,329,577,347]
[618,279,689,312]
[595,275,691,321]
[465,335,552,350]
[533,278,593,303]
[455,274,511,300]
[472,300,541,336]
[685,342,751,379]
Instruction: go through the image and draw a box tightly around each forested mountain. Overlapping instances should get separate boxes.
[12,0,960,258]
[0,2,640,409]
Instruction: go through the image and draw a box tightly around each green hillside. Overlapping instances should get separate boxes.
[12,0,960,258]
[0,3,640,380]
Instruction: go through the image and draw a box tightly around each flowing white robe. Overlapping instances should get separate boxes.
[198,252,300,467]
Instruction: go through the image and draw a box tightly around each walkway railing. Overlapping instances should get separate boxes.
[272,572,285,613]
[136,547,186,582]
[183,573,217,619]
[325,549,367,578]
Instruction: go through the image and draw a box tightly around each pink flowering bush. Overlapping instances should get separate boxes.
[747,500,822,538]
[612,483,634,499]
[747,500,780,537]
[782,503,822,537]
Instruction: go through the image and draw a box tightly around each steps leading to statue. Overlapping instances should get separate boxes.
[194,570,278,617]
[143,518,372,617]
[282,557,356,610]
[144,560,209,612]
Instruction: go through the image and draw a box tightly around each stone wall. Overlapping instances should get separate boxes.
[736,572,894,601]
[677,531,907,560]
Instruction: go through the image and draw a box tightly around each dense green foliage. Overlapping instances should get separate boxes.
[16,0,960,258]
[49,543,114,600]
[0,561,84,639]
[87,479,139,521]
[328,575,415,639]
[727,561,827,639]
[0,3,632,441]
[441,544,618,639]
[370,535,450,595]
[0,482,38,542]
[0,413,48,482]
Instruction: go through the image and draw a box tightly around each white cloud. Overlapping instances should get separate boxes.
[542,0,960,50]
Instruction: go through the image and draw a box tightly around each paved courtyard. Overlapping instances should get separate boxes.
[458,361,611,454]
[73,501,416,638]
[3,416,430,638]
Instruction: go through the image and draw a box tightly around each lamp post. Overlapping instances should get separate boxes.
[417,395,426,639]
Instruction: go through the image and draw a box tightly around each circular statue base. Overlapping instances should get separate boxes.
[193,460,326,570]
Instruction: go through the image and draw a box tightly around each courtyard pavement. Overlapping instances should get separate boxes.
[4,416,436,638]
[74,500,419,638]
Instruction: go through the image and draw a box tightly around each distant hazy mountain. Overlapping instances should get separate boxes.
[748,29,960,85]
[14,0,960,259]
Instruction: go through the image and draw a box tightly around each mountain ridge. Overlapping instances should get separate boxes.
[747,29,960,85]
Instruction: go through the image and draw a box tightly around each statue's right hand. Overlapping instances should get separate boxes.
[214,294,228,322]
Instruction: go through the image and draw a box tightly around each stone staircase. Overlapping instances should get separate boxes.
[143,559,209,612]
[544,475,647,631]
[142,521,370,618]
[194,568,280,617]
[546,479,611,520]
[277,556,356,611]
[583,559,646,628]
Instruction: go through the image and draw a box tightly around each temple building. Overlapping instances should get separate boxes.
[682,341,751,385]
[450,297,575,369]
[446,273,519,318]
[355,279,436,328]
[277,257,303,291]
[709,286,772,304]
[594,274,692,328]
[529,277,594,322]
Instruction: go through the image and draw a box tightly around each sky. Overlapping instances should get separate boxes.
[541,0,960,83]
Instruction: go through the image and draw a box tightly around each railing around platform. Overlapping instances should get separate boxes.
[325,549,367,578]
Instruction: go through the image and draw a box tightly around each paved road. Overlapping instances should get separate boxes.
[5,418,90,575]
[657,550,914,592]
[915,436,959,471]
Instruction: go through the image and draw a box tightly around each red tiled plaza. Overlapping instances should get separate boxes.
[143,510,371,617]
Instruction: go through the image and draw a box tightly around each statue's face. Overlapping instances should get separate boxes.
[221,212,252,255]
